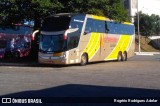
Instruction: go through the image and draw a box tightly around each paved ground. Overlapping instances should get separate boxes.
[0,55,160,96]
[0,54,160,98]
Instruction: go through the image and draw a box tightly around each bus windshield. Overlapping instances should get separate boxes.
[40,14,85,52]
[40,34,67,53]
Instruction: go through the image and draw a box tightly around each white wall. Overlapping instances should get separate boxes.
[138,0,160,16]
[129,0,160,16]
[125,0,160,22]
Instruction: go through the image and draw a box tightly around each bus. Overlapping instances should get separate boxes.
[39,13,135,65]
[0,21,34,59]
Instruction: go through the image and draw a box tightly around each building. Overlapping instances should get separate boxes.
[124,0,160,23]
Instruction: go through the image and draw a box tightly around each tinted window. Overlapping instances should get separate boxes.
[84,18,93,34]
[42,16,71,31]
[84,18,106,34]
[94,20,105,33]
[40,34,66,52]
[106,22,134,35]
[70,15,85,33]
[0,26,32,35]
[124,0,130,9]
[67,15,85,50]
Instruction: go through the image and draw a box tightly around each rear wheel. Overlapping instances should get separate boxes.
[117,52,123,62]
[123,52,127,61]
[80,53,88,66]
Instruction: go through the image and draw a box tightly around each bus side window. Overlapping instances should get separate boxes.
[84,18,106,34]
[70,15,85,34]
[84,18,93,35]
[94,20,105,33]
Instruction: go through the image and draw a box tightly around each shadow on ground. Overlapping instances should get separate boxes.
[0,84,160,106]
[0,58,118,68]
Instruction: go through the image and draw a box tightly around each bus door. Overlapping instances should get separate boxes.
[66,30,80,63]
[65,15,85,63]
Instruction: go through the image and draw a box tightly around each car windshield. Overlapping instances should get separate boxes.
[40,34,66,52]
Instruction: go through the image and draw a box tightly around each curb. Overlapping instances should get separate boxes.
[135,52,160,56]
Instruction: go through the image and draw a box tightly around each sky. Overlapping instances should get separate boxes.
[138,0,160,15]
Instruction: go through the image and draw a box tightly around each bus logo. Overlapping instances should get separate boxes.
[2,98,11,103]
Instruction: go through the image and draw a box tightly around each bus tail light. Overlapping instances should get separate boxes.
[32,30,39,41]
[32,35,35,41]
[63,34,67,40]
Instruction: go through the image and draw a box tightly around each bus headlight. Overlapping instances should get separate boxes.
[63,52,66,58]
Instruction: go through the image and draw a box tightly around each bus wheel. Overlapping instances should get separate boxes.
[123,52,127,61]
[117,52,123,62]
[80,53,88,66]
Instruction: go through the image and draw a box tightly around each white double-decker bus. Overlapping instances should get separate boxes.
[39,13,135,65]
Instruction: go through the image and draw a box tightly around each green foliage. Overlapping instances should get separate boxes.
[59,0,129,22]
[0,0,129,29]
[134,12,160,37]
[108,0,129,22]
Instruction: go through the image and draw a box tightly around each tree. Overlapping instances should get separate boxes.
[134,12,160,37]
[59,0,129,22]
[0,0,129,29]
[151,14,160,35]
[0,0,64,28]
[108,0,129,22]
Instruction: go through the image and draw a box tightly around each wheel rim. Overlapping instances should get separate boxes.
[81,54,87,65]
[123,52,127,61]
[118,54,121,61]
[117,52,123,61]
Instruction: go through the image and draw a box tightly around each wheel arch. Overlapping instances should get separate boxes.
[80,52,89,65]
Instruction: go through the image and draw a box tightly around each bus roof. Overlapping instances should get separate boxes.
[46,13,133,25]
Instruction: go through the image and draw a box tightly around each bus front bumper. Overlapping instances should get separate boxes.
[38,56,67,65]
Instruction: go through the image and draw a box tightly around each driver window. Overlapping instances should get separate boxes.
[84,18,93,35]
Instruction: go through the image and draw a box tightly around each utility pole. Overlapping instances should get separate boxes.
[137,0,141,53]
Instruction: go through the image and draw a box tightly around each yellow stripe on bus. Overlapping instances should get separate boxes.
[83,33,96,53]
[92,15,106,21]
[83,33,101,60]
[88,33,100,60]
[127,35,134,51]
[105,35,132,60]
[123,22,132,25]
[121,35,131,52]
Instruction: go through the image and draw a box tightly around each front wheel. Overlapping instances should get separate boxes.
[80,53,88,66]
